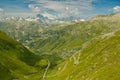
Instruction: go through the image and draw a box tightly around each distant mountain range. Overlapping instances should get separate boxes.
[0,14,85,26]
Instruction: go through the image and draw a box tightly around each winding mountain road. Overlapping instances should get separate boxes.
[42,59,50,80]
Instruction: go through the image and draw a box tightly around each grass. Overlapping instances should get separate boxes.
[0,31,43,80]
[46,30,120,80]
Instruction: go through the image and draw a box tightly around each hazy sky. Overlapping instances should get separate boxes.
[0,0,120,19]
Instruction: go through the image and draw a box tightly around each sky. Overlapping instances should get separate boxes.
[0,0,120,19]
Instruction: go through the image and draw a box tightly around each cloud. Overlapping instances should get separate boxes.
[28,0,96,19]
[28,4,41,12]
[113,6,120,13]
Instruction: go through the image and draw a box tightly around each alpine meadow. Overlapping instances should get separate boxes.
[0,0,120,80]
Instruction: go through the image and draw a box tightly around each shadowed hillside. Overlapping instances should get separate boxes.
[0,31,43,80]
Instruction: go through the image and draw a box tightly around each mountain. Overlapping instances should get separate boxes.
[0,13,120,80]
[0,30,43,80]
[26,13,120,61]
[0,20,45,41]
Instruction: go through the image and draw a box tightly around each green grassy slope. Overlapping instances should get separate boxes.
[46,30,120,80]
[28,14,120,60]
[0,31,43,80]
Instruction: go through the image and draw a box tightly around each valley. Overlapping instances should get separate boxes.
[0,13,120,80]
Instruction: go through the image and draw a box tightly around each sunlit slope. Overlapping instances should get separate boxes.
[29,14,120,59]
[0,31,42,80]
[46,30,120,80]
[92,13,120,21]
